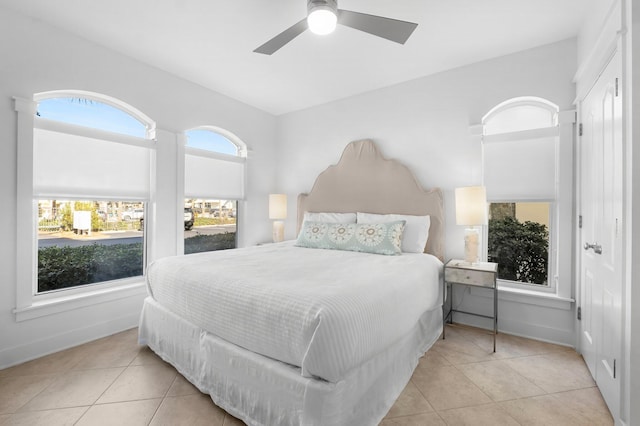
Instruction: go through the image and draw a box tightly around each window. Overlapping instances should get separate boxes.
[37,97,147,138]
[482,97,559,289]
[37,199,145,293]
[18,91,155,304]
[184,199,237,254]
[183,128,246,254]
[487,202,550,285]
[186,128,239,156]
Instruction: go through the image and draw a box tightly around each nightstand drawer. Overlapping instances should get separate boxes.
[444,263,497,287]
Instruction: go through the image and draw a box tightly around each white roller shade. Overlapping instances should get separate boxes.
[483,135,557,201]
[33,127,152,199]
[185,152,245,199]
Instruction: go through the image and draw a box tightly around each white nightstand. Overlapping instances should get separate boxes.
[443,259,499,352]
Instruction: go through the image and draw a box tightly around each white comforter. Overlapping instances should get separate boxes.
[146,241,443,383]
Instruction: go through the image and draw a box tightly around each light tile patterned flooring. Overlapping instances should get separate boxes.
[0,324,613,425]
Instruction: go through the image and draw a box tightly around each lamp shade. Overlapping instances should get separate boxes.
[269,194,287,220]
[455,186,488,226]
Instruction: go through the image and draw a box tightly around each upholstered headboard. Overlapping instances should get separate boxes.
[297,140,445,261]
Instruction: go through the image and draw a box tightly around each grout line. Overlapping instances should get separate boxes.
[87,366,128,406]
[382,411,447,423]
[91,396,167,405]
[72,406,92,426]
[10,373,61,414]
[407,377,436,416]
[12,403,92,413]
[146,366,180,425]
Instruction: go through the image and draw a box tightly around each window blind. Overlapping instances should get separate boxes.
[33,127,152,199]
[184,152,245,199]
[483,135,557,201]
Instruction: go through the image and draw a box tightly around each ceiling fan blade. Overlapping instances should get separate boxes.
[254,18,308,55]
[337,9,417,45]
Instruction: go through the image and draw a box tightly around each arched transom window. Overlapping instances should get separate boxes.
[186,127,246,157]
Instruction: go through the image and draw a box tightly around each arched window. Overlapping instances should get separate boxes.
[37,97,148,138]
[483,97,558,135]
[482,97,559,288]
[183,127,246,254]
[30,90,155,295]
[186,127,245,156]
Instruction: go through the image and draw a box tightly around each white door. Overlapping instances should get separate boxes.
[579,50,623,417]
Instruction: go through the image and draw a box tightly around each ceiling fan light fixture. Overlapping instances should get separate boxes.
[307,9,337,35]
[254,0,418,55]
[307,0,338,35]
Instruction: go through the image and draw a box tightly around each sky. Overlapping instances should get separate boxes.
[37,98,238,155]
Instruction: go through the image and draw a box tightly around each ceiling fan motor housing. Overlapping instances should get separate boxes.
[307,0,338,15]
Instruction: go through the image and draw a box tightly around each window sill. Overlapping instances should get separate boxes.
[13,281,148,322]
[469,285,574,310]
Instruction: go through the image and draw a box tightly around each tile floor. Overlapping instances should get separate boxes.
[0,324,613,425]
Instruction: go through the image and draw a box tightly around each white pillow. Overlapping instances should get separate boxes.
[356,212,430,253]
[303,212,357,223]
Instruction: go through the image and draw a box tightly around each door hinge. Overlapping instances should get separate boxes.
[615,78,619,97]
[579,215,583,229]
[577,306,581,320]
[578,123,583,136]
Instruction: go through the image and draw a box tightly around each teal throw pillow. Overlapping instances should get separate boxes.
[295,220,406,255]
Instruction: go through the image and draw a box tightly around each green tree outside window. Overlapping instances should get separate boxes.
[488,216,549,285]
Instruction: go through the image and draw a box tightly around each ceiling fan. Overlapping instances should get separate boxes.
[254,0,418,55]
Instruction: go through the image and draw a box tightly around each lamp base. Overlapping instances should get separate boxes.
[464,227,480,264]
[272,221,284,243]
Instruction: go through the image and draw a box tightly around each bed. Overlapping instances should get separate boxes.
[139,139,445,425]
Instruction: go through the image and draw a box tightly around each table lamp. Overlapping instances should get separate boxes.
[455,186,488,264]
[269,194,287,242]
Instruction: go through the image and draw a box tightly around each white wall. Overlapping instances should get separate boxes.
[0,7,277,367]
[276,39,578,345]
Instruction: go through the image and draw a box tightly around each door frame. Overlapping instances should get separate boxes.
[575,39,625,423]
[574,34,622,353]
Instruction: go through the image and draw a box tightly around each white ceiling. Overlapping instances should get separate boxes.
[1,0,587,115]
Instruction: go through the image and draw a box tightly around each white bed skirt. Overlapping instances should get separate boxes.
[139,297,443,426]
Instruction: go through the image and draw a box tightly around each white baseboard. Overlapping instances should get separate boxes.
[450,312,575,348]
[448,286,576,347]
[0,311,140,370]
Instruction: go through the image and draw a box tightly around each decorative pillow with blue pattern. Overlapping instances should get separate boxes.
[295,220,406,255]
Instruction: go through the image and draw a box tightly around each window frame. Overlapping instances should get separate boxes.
[14,91,156,321]
[479,97,574,300]
[179,127,247,255]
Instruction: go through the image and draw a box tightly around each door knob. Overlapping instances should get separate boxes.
[584,242,603,254]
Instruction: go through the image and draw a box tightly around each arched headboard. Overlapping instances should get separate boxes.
[297,140,445,261]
